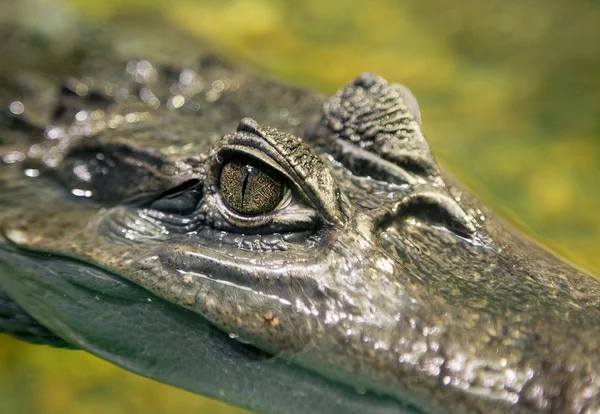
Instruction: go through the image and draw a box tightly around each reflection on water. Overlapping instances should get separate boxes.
[1,0,599,413]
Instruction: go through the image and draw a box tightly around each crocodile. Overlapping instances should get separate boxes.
[1,51,599,414]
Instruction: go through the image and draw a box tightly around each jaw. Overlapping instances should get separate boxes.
[0,240,421,414]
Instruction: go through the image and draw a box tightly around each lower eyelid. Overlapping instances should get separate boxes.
[202,192,320,234]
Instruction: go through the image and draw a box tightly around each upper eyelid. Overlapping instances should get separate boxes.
[213,147,317,210]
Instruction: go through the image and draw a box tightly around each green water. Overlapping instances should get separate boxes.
[1,0,599,413]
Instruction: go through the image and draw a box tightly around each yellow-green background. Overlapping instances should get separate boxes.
[1,0,599,413]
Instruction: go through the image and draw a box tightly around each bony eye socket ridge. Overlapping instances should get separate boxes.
[220,156,291,216]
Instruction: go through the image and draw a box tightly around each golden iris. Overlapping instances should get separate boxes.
[220,158,284,215]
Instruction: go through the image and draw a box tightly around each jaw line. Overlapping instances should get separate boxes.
[0,241,420,414]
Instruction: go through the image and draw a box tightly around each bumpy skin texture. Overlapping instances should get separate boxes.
[0,55,599,414]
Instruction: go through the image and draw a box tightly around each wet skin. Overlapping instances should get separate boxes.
[0,57,599,414]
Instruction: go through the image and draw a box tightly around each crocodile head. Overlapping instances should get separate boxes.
[1,58,599,414]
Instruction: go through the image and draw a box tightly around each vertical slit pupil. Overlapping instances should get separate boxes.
[240,165,254,209]
[220,157,285,215]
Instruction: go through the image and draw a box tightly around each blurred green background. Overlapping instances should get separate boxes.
[1,0,599,413]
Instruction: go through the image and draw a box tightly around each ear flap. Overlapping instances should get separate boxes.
[308,73,439,185]
[310,73,479,240]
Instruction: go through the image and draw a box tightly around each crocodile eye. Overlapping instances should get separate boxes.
[220,157,289,215]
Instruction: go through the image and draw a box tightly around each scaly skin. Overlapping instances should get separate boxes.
[0,55,599,414]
